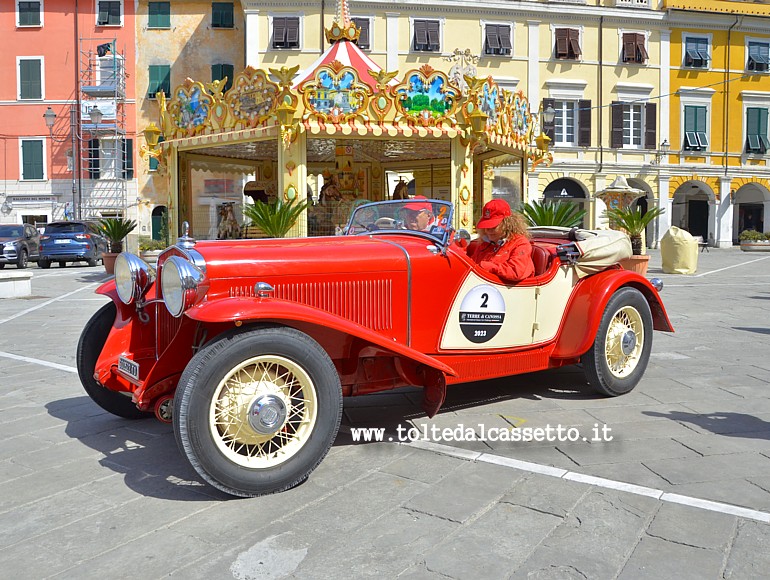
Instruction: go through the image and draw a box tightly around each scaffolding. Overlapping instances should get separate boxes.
[76,37,128,218]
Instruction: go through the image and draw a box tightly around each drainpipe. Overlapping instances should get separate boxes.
[320,0,325,53]
[598,16,604,174]
[74,0,82,219]
[724,15,739,176]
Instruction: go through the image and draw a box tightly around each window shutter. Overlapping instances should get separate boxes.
[636,34,649,61]
[427,20,439,49]
[211,64,222,83]
[578,99,591,147]
[684,106,695,133]
[21,141,43,180]
[555,29,568,58]
[149,136,164,171]
[644,102,657,150]
[414,20,427,47]
[286,18,299,48]
[222,64,234,92]
[611,102,623,148]
[696,106,707,132]
[500,26,512,53]
[568,29,581,59]
[542,98,555,140]
[353,18,369,49]
[20,59,42,99]
[623,33,635,62]
[273,17,286,48]
[486,25,500,53]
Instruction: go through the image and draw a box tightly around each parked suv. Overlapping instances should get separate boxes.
[0,223,40,269]
[39,221,107,268]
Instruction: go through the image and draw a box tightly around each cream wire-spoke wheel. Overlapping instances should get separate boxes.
[210,355,318,469]
[174,326,342,497]
[603,306,644,378]
[583,287,653,397]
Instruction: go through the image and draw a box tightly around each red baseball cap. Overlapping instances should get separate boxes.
[403,195,432,212]
[476,199,511,229]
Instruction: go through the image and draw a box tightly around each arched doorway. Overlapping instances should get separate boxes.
[671,181,715,241]
[733,182,770,243]
[543,178,587,227]
[151,206,168,241]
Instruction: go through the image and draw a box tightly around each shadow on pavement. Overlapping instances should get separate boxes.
[733,326,770,335]
[46,396,230,501]
[643,410,770,440]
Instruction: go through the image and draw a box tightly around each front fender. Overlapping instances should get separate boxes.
[186,297,458,378]
[551,269,674,360]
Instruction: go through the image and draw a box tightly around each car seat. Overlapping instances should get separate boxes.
[531,245,551,276]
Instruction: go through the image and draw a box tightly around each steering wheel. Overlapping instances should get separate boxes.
[375,217,398,229]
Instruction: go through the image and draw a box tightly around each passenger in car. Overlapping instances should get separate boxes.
[466,199,535,283]
[402,196,438,232]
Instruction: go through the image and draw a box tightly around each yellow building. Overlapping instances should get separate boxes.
[664,0,770,246]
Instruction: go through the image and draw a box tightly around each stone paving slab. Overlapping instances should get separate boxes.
[0,251,770,577]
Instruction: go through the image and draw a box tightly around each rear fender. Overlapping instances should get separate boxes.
[552,269,674,360]
[186,297,458,379]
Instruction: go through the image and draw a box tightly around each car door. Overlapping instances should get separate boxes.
[24,225,40,259]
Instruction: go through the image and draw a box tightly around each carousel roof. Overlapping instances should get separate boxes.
[293,38,396,90]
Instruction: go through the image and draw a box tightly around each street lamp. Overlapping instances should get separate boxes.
[89,105,103,127]
[43,105,80,219]
[653,139,670,165]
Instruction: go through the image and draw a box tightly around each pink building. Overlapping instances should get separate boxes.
[0,0,136,226]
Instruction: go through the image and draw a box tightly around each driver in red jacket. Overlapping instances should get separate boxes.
[466,199,534,283]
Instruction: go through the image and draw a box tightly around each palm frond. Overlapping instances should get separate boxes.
[243,197,309,238]
[603,206,665,236]
[519,200,587,228]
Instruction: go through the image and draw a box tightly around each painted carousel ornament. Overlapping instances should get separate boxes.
[445,48,479,97]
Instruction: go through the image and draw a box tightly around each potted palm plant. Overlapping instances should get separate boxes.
[242,197,309,238]
[604,205,665,275]
[97,217,137,274]
[519,200,587,228]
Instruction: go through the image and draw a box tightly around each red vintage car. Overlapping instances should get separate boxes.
[77,199,673,497]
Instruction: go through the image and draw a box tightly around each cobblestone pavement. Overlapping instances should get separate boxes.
[1,249,770,578]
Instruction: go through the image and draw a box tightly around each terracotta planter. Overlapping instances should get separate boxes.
[140,250,162,264]
[102,252,119,275]
[619,254,650,276]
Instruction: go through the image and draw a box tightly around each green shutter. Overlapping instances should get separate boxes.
[148,65,170,98]
[19,59,42,99]
[19,2,41,26]
[122,139,134,179]
[212,64,234,92]
[22,141,43,180]
[148,2,170,28]
[149,137,164,171]
[212,3,234,28]
[696,107,707,132]
[684,106,696,132]
[747,108,760,136]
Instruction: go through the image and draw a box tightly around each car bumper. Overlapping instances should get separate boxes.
[40,245,96,261]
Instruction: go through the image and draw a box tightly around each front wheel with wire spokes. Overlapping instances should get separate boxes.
[582,287,653,397]
[173,326,342,497]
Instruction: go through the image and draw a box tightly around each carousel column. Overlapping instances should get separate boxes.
[279,128,308,237]
[451,136,474,231]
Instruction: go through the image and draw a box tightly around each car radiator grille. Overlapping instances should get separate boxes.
[155,302,183,357]
[230,279,393,331]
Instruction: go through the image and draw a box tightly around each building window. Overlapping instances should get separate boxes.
[683,105,708,151]
[18,58,42,100]
[21,139,44,180]
[272,17,300,49]
[746,108,769,153]
[554,28,581,60]
[17,1,42,27]
[211,2,234,29]
[148,2,170,29]
[553,101,577,145]
[484,24,512,57]
[611,101,656,149]
[684,37,710,68]
[122,138,133,179]
[97,1,122,26]
[352,17,370,50]
[148,64,170,99]
[748,41,770,72]
[212,63,234,93]
[413,19,440,52]
[622,32,648,64]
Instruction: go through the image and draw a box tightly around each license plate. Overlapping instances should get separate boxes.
[55,239,70,244]
[118,355,140,382]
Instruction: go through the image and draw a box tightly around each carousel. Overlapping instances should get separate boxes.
[141,2,552,241]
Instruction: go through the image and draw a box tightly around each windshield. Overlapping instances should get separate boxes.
[44,223,87,234]
[0,225,23,238]
[345,199,453,244]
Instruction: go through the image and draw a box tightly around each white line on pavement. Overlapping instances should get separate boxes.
[692,255,770,278]
[404,439,770,524]
[0,283,100,325]
[0,350,77,373]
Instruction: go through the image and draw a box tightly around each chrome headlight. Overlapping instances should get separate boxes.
[114,253,155,305]
[161,255,205,318]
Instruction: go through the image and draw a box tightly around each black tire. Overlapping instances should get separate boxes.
[0,263,4,269]
[76,302,150,419]
[86,255,98,267]
[38,259,50,269]
[16,250,28,269]
[582,287,653,397]
[59,261,67,268]
[173,326,343,497]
